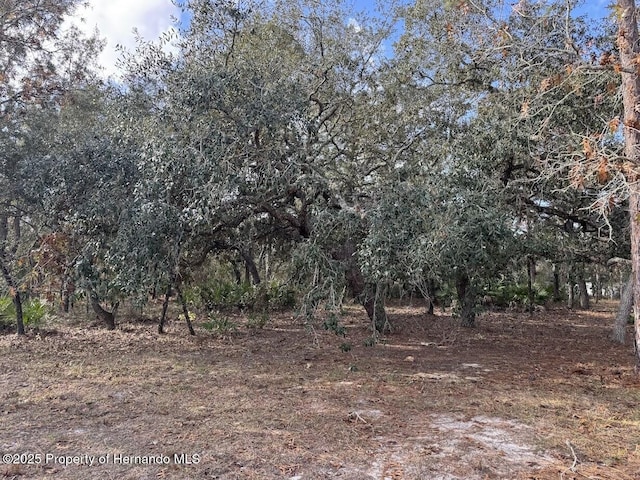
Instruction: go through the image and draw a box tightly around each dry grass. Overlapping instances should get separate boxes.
[0,300,639,479]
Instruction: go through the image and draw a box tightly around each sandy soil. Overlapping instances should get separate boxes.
[0,300,639,479]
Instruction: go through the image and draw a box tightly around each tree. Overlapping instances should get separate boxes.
[418,0,640,365]
[0,0,101,334]
[616,0,640,366]
[613,272,633,343]
[27,85,140,329]
[116,0,403,332]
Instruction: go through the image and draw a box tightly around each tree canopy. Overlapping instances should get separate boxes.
[1,0,638,364]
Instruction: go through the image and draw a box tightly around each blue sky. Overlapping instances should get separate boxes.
[66,0,618,79]
[574,0,612,20]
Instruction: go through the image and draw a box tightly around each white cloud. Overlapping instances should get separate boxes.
[64,0,180,79]
[347,18,362,33]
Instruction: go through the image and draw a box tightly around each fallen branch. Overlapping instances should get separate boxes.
[347,411,368,424]
[560,440,580,479]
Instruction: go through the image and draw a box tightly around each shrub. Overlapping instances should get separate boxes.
[202,313,237,335]
[0,296,14,328]
[198,281,255,310]
[323,312,346,337]
[265,282,297,309]
[247,312,269,329]
[22,298,50,327]
[188,279,297,312]
[486,282,552,308]
[0,296,52,329]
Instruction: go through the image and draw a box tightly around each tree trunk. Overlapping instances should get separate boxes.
[427,298,435,315]
[527,256,535,313]
[415,277,436,315]
[0,215,24,335]
[613,273,633,344]
[259,244,271,283]
[427,279,435,315]
[552,264,561,302]
[620,271,625,300]
[578,275,590,310]
[89,290,115,330]
[158,283,172,334]
[345,266,388,333]
[62,290,70,313]
[567,280,574,309]
[175,284,196,336]
[337,240,389,333]
[241,250,261,285]
[455,273,476,328]
[13,290,24,334]
[617,0,640,369]
[11,216,20,250]
[360,284,388,333]
[61,275,74,313]
[231,258,242,284]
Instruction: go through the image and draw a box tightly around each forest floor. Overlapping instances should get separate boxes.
[0,299,639,479]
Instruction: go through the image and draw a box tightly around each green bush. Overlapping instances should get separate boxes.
[486,283,552,307]
[323,313,346,336]
[198,281,255,310]
[0,296,52,328]
[265,282,297,309]
[247,312,269,329]
[188,279,297,312]
[201,313,237,335]
[0,296,14,328]
[434,283,455,308]
[23,298,50,327]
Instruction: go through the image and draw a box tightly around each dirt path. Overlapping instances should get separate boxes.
[1,301,639,479]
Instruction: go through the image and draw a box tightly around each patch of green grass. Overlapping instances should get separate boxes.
[247,312,269,329]
[201,314,237,335]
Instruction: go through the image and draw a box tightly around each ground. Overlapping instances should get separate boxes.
[1,300,639,479]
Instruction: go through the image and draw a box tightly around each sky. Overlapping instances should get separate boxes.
[573,0,611,20]
[66,0,614,80]
[64,0,181,79]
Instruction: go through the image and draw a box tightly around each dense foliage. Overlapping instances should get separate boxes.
[0,0,633,337]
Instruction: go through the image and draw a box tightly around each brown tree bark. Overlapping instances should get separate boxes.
[89,290,115,330]
[175,284,196,336]
[613,272,633,344]
[336,240,389,333]
[552,264,561,302]
[241,250,261,285]
[527,256,535,314]
[617,0,640,368]
[455,273,476,328]
[61,275,74,313]
[231,258,242,284]
[0,259,24,335]
[426,278,436,315]
[158,283,172,334]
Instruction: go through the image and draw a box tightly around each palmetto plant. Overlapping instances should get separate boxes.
[0,296,51,328]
